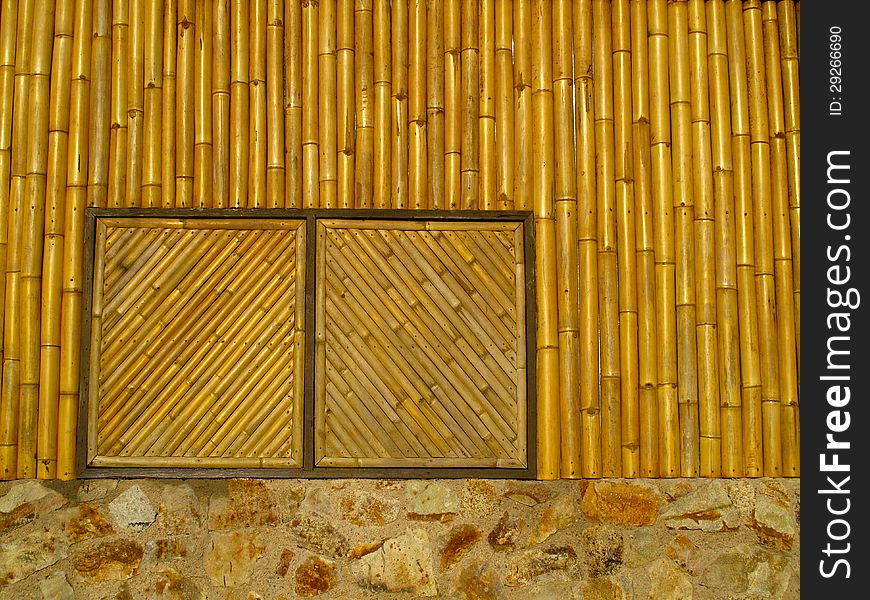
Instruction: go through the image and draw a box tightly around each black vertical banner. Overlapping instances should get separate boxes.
[802,1,868,595]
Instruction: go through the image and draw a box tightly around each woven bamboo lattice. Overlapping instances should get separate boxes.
[85,217,306,468]
[315,219,528,468]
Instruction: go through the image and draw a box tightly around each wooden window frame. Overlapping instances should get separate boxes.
[77,208,537,479]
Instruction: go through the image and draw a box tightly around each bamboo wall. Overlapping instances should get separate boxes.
[0,0,800,481]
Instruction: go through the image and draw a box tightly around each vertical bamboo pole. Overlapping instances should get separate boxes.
[744,0,781,477]
[249,0,267,208]
[88,0,111,211]
[355,0,374,209]
[408,0,427,209]
[19,0,55,478]
[372,0,389,208]
[285,0,301,208]
[478,0,494,210]
[687,0,721,477]
[726,0,762,476]
[319,0,337,208]
[335,0,356,208]
[593,0,621,477]
[630,0,658,477]
[425,0,444,209]
[553,0,581,479]
[175,0,194,206]
[668,0,700,477]
[303,5,330,209]
[794,0,799,58]
[213,0,230,208]
[513,0,531,212]
[460,0,478,210]
[494,0,513,210]
[648,0,679,476]
[194,0,213,208]
[108,0,128,208]
[161,0,176,208]
[764,0,799,477]
[141,0,163,207]
[706,0,742,476]
[389,0,407,208]
[532,0,560,480]
[58,0,97,480]
[444,0,460,209]
[0,0,21,477]
[36,0,73,480]
[613,0,639,477]
[266,0,284,207]
[126,0,144,207]
[574,0,601,478]
[336,0,353,209]
[778,0,799,383]
[230,0,249,208]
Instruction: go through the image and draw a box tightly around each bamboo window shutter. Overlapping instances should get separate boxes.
[0,0,799,481]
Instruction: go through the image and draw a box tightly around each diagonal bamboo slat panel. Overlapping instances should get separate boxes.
[86,217,305,468]
[0,0,799,480]
[315,219,528,469]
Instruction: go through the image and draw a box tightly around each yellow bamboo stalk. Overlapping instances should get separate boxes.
[478,0,494,210]
[648,0,679,477]
[18,0,54,478]
[629,0,658,477]
[612,0,639,477]
[141,0,163,207]
[744,0,782,477]
[230,0,249,208]
[553,0,581,478]
[57,0,96,480]
[794,0,799,58]
[668,0,699,477]
[108,0,128,208]
[460,0,478,210]
[36,0,73,480]
[494,0,513,210]
[687,0,721,477]
[513,0,531,212]
[726,0,762,476]
[707,0,742,477]
[336,0,354,209]
[126,0,144,208]
[593,0,620,477]
[319,0,337,208]
[372,0,389,208]
[408,0,427,209]
[573,0,600,478]
[763,0,798,477]
[355,0,373,209]
[0,0,22,478]
[444,0,460,209]
[285,0,301,208]
[266,0,284,207]
[249,0,267,208]
[161,0,176,208]
[175,0,193,206]
[213,0,230,208]
[391,0,407,208]
[194,0,213,208]
[532,0,559,480]
[778,0,799,386]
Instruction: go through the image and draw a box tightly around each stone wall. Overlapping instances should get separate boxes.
[0,477,799,599]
